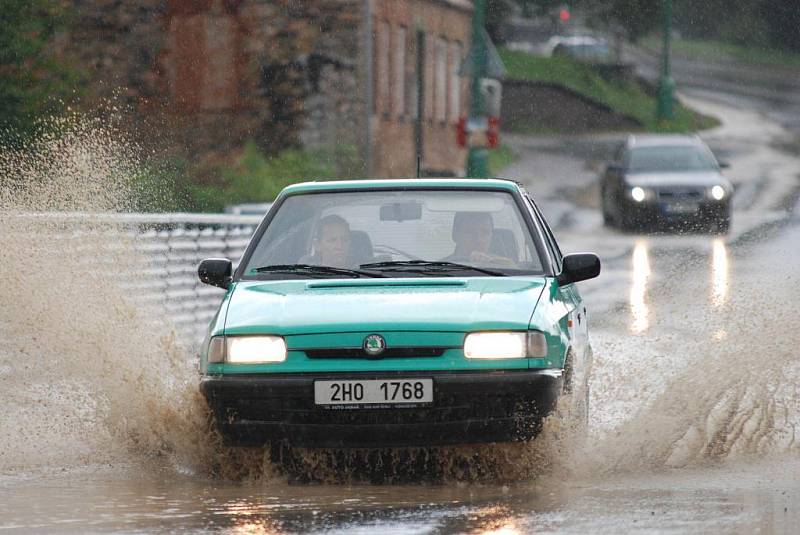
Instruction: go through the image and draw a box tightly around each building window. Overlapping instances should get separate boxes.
[449,41,463,122]
[393,26,406,117]
[425,33,435,121]
[435,37,448,123]
[408,31,421,120]
[375,21,390,115]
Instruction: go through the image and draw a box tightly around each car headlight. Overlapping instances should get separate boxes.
[464,331,547,359]
[207,336,225,363]
[710,185,726,201]
[207,335,287,364]
[630,186,647,203]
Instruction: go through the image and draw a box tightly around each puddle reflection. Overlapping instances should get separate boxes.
[630,240,651,334]
[467,505,524,535]
[227,522,283,535]
[711,239,729,309]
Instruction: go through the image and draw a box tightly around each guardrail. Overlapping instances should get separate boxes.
[16,211,266,347]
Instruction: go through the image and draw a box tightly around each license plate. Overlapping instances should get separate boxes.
[662,202,699,214]
[314,379,433,406]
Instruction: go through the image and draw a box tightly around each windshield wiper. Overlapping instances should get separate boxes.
[359,260,506,277]
[252,264,386,278]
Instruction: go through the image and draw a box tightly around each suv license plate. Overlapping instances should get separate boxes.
[663,202,699,214]
[314,379,433,406]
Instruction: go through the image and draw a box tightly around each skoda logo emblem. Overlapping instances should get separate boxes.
[363,334,386,356]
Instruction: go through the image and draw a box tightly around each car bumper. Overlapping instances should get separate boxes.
[201,370,563,448]
[625,199,729,225]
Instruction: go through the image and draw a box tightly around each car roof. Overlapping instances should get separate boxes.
[280,178,522,195]
[627,134,704,148]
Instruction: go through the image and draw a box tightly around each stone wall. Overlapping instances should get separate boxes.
[65,0,364,170]
[63,0,474,178]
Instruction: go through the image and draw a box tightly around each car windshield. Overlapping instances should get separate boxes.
[241,189,545,279]
[628,145,719,173]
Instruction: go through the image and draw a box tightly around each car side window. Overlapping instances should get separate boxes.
[539,215,563,273]
[525,195,562,273]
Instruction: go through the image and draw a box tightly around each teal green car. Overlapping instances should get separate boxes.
[198,179,600,448]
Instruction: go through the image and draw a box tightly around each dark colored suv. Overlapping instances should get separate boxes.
[600,134,733,233]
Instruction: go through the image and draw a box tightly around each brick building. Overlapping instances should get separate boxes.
[66,0,473,178]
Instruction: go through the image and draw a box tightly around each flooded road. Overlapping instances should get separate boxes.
[2,457,800,533]
[2,96,800,533]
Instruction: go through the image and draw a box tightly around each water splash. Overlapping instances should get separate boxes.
[584,237,800,475]
[0,115,215,476]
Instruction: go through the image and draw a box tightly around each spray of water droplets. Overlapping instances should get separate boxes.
[0,115,219,476]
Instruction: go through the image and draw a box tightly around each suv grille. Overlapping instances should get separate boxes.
[657,188,703,201]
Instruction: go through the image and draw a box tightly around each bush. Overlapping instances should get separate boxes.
[127,158,195,213]
[187,142,361,212]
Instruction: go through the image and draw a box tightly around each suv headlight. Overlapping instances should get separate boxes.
[630,186,654,203]
[710,185,726,201]
[464,331,547,359]
[207,335,287,364]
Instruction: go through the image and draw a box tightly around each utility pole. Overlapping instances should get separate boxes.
[466,0,489,178]
[363,0,374,176]
[656,0,674,121]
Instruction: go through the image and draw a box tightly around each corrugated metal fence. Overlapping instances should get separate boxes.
[26,212,265,346]
[129,213,264,345]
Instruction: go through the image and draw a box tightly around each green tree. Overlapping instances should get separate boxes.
[581,0,660,42]
[761,0,800,52]
[487,0,514,42]
[0,0,76,144]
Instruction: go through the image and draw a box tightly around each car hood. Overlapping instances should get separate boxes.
[626,171,731,188]
[224,277,546,335]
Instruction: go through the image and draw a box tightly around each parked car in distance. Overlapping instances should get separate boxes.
[548,35,611,62]
[198,178,600,449]
[600,134,734,233]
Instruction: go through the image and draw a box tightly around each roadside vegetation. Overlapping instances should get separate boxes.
[129,143,360,213]
[642,36,800,71]
[499,48,718,134]
[189,143,359,212]
[488,144,518,176]
[0,1,77,146]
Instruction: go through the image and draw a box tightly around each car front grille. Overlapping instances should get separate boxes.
[656,187,703,201]
[304,347,448,359]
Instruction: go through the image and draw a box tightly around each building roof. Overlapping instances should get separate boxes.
[280,178,520,195]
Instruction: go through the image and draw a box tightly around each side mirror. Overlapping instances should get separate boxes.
[718,161,730,169]
[558,253,601,285]
[198,258,232,289]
